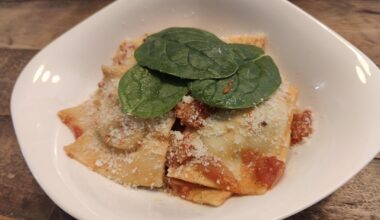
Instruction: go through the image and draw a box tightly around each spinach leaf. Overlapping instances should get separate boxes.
[118,65,188,118]
[230,43,264,62]
[189,56,281,109]
[135,27,239,80]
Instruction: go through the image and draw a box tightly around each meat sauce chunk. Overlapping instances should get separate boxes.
[291,110,313,146]
[175,96,214,129]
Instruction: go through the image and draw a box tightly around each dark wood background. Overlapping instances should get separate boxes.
[0,1,379,219]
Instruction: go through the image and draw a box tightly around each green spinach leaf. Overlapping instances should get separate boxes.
[118,65,188,118]
[230,43,264,62]
[135,27,239,80]
[189,56,281,109]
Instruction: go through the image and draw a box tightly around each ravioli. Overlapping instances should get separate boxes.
[59,38,175,188]
[58,34,305,206]
[167,83,298,194]
[166,36,298,195]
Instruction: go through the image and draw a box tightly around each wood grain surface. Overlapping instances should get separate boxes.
[0,0,379,219]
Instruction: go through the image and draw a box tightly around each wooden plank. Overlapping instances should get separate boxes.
[0,0,114,50]
[287,159,380,220]
[0,48,38,116]
[290,0,380,67]
[0,116,56,220]
[0,216,17,220]
[48,208,75,220]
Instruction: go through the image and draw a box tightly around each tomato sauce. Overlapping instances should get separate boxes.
[60,115,83,139]
[167,133,194,168]
[175,99,214,128]
[166,178,196,197]
[241,149,285,188]
[196,157,239,193]
[72,126,83,139]
[291,110,313,146]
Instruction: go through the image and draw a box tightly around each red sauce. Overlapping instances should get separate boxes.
[72,126,83,139]
[195,157,239,193]
[241,149,285,189]
[60,115,83,139]
[167,133,194,168]
[166,178,195,197]
[175,99,214,129]
[291,110,313,146]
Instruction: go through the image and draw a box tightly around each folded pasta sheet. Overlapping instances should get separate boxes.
[65,129,172,187]
[167,36,298,195]
[166,178,232,206]
[59,38,175,188]
[167,83,298,194]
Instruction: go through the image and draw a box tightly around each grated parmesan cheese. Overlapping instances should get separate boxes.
[182,95,194,104]
[190,136,207,158]
[95,160,103,167]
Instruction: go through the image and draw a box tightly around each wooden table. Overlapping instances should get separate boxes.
[0,1,379,219]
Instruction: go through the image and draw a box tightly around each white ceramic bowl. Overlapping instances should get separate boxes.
[11,0,380,219]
